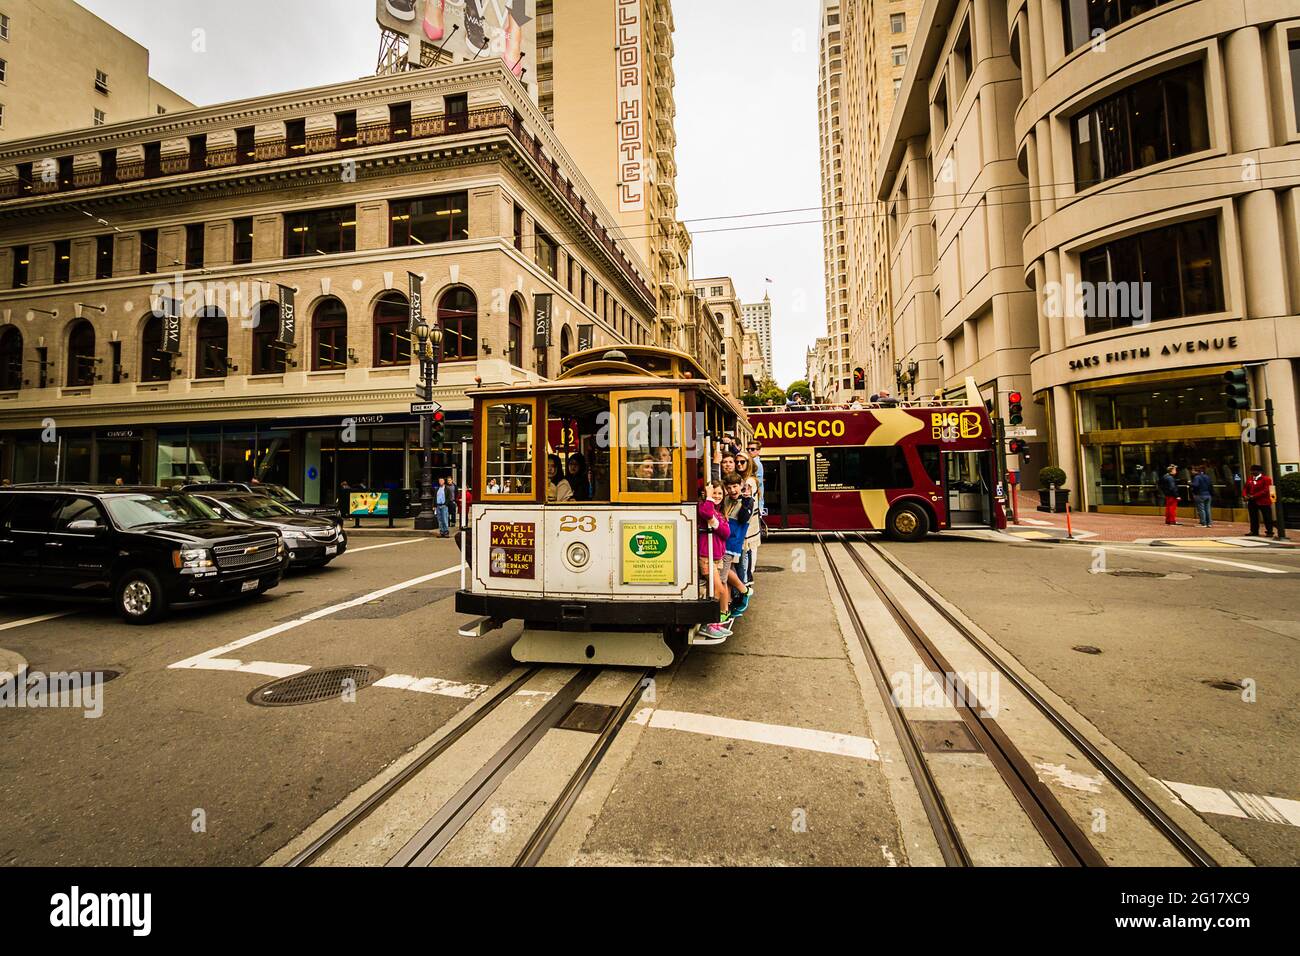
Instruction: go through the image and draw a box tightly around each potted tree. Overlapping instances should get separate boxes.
[1037,465,1070,513]
[1279,472,1300,529]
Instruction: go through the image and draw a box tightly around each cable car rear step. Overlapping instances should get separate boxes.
[512,627,675,669]
[458,617,504,639]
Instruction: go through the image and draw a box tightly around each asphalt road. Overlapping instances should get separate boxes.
[1,532,1296,866]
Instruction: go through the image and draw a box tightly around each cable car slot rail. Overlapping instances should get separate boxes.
[854,533,1216,867]
[826,532,1215,867]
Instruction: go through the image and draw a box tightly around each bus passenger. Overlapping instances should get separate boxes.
[720,473,753,618]
[547,455,574,502]
[697,484,732,643]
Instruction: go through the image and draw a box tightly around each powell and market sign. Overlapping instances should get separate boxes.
[1068,335,1239,372]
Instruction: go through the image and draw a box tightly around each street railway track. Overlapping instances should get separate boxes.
[819,532,1216,867]
[286,665,652,868]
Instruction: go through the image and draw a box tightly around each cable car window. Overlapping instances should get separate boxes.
[815,446,912,491]
[484,402,535,497]
[618,395,677,497]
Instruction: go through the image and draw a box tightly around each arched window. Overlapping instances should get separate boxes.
[250,301,287,375]
[373,292,411,367]
[560,325,573,361]
[140,313,171,382]
[312,297,348,371]
[508,296,523,368]
[437,287,477,361]
[195,309,228,379]
[0,326,23,391]
[66,321,96,387]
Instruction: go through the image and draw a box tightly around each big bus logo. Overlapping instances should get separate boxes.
[930,411,984,440]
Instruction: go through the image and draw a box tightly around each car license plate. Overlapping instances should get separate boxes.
[241,579,259,593]
[325,545,338,556]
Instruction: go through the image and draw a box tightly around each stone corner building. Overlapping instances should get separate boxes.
[0,61,656,498]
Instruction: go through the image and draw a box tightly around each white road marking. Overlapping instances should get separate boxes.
[1162,780,1300,829]
[169,565,461,678]
[342,539,422,555]
[1097,546,1289,575]
[373,674,489,699]
[0,611,76,632]
[630,707,879,761]
[1036,762,1104,794]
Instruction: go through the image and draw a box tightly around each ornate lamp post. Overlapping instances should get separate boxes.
[413,320,444,531]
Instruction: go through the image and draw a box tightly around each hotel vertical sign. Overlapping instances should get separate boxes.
[615,0,645,213]
[276,284,297,347]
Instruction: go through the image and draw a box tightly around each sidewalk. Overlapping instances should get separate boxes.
[344,517,461,538]
[1006,489,1294,547]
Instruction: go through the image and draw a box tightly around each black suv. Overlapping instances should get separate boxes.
[181,482,340,524]
[188,491,347,568]
[0,486,287,624]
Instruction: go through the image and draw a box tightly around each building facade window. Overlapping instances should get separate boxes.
[185,223,205,270]
[1071,62,1209,189]
[139,229,158,275]
[1291,38,1300,132]
[311,297,348,371]
[236,126,255,165]
[66,320,96,387]
[250,301,286,375]
[0,14,9,40]
[1062,0,1176,53]
[389,192,468,245]
[513,203,524,251]
[891,46,907,67]
[373,292,411,367]
[94,69,109,94]
[101,148,117,184]
[53,239,70,284]
[0,58,8,82]
[0,325,21,390]
[534,226,558,277]
[890,13,905,33]
[508,296,524,368]
[285,206,356,258]
[233,217,253,265]
[95,234,113,280]
[93,109,105,126]
[1078,216,1224,333]
[195,311,228,379]
[437,287,477,361]
[11,244,27,288]
[140,313,171,382]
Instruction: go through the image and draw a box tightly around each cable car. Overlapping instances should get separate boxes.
[455,346,748,667]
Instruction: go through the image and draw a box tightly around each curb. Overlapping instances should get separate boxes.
[0,647,29,694]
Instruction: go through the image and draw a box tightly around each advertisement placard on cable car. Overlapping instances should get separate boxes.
[620,521,676,585]
[350,492,390,517]
[489,521,536,580]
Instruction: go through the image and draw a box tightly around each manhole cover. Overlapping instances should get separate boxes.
[557,702,617,734]
[1202,679,1245,692]
[248,666,384,707]
[1109,570,1166,578]
[1072,645,1103,655]
[754,565,784,574]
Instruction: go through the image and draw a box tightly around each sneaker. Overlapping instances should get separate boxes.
[693,624,730,645]
[731,588,752,618]
[385,0,417,21]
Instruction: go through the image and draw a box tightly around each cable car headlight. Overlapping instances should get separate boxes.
[566,541,591,570]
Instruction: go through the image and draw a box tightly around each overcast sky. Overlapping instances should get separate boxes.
[78,0,825,385]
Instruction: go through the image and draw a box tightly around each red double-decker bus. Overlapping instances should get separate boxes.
[749,394,1006,541]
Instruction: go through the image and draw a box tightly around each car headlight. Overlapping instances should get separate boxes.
[281,530,305,542]
[174,548,214,573]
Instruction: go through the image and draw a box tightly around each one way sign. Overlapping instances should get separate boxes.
[411,402,442,415]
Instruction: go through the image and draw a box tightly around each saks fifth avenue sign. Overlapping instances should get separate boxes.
[1069,335,1239,372]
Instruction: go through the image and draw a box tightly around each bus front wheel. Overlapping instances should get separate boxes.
[885,503,930,542]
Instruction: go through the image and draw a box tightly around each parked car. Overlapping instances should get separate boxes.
[181,482,340,524]
[188,491,347,568]
[0,485,286,624]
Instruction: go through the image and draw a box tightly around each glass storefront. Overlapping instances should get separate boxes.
[11,429,144,484]
[1078,375,1249,516]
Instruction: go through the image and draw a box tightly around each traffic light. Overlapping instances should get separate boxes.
[1008,392,1024,426]
[1008,438,1032,461]
[853,367,865,389]
[431,410,446,444]
[1222,369,1250,411]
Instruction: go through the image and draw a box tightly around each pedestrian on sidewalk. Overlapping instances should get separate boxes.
[1191,465,1214,528]
[1159,465,1181,525]
[1244,465,1275,537]
[435,478,450,537]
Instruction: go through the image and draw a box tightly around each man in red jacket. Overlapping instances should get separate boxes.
[1244,465,1275,537]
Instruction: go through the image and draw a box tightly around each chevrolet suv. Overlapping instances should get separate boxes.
[187,490,347,568]
[0,486,287,624]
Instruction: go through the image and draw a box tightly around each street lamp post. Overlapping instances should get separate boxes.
[413,321,444,532]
